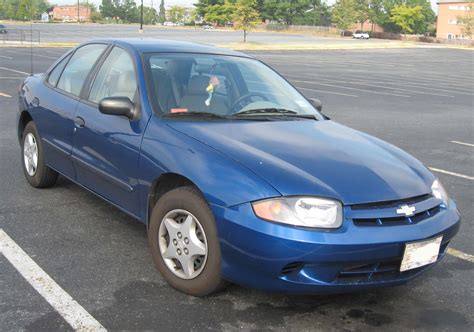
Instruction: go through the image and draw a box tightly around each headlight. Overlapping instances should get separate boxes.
[252,197,343,228]
[431,178,449,205]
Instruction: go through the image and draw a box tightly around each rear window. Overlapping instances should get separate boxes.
[57,44,107,96]
[47,54,71,87]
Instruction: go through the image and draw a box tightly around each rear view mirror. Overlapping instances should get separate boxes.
[98,97,135,119]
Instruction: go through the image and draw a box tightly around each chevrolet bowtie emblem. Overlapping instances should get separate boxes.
[396,205,416,217]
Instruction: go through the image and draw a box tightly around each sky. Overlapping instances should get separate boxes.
[51,0,439,13]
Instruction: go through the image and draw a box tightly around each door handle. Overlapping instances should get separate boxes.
[74,116,85,128]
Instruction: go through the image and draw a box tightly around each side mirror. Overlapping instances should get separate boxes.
[309,98,330,120]
[98,96,135,119]
[310,98,322,112]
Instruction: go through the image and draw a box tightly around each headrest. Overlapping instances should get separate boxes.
[116,70,136,98]
[187,75,210,95]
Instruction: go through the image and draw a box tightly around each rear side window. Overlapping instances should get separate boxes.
[57,44,107,96]
[88,47,137,103]
[47,54,71,87]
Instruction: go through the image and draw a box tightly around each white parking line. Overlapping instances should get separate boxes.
[447,248,474,263]
[451,141,474,148]
[291,79,411,98]
[5,50,57,60]
[429,167,474,181]
[296,86,359,97]
[0,66,29,75]
[0,55,13,60]
[0,229,106,331]
[0,92,12,97]
[283,73,454,98]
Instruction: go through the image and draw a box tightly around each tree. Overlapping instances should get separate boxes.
[390,4,424,37]
[304,0,331,26]
[368,0,385,31]
[261,0,310,25]
[195,0,225,18]
[233,0,261,42]
[457,1,473,39]
[204,1,235,25]
[158,0,166,23]
[406,0,435,33]
[143,6,157,24]
[167,5,187,23]
[100,0,117,19]
[332,0,357,31]
[354,0,370,30]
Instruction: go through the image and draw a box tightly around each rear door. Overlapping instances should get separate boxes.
[71,46,148,217]
[36,44,107,178]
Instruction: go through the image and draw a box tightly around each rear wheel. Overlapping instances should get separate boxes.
[21,122,58,188]
[148,186,227,296]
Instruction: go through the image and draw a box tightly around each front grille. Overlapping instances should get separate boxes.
[353,205,443,226]
[349,194,444,227]
[350,194,432,210]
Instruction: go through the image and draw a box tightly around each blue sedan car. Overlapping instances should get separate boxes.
[18,39,460,296]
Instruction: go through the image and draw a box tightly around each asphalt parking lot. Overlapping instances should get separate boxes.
[0,45,473,331]
[3,22,398,46]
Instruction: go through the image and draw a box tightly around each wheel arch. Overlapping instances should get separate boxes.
[147,172,204,227]
[18,110,33,143]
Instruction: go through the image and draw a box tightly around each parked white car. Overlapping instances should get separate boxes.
[353,30,370,39]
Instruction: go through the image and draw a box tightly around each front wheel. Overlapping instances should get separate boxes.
[21,122,58,188]
[148,186,227,296]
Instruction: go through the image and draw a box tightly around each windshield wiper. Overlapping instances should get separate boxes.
[233,108,318,120]
[163,111,227,119]
[234,108,298,116]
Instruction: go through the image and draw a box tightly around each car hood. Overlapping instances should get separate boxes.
[166,119,434,205]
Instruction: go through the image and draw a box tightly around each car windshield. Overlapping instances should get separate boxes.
[144,53,323,120]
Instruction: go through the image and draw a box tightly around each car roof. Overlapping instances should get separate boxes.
[87,38,251,58]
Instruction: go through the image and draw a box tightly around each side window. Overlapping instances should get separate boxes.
[47,53,71,87]
[57,44,107,96]
[88,47,137,103]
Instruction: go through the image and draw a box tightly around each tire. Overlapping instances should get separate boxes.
[21,121,58,188]
[148,186,228,296]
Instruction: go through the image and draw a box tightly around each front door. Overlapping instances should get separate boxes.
[71,46,148,217]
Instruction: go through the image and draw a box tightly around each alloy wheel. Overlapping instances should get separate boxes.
[158,209,208,279]
[23,133,38,177]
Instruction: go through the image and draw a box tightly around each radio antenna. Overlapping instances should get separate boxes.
[30,0,33,75]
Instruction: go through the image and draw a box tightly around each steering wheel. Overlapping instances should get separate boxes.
[229,92,269,115]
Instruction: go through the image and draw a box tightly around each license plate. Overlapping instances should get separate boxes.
[400,236,442,272]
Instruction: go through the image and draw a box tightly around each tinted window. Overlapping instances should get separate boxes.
[47,54,71,87]
[88,47,137,103]
[57,44,107,96]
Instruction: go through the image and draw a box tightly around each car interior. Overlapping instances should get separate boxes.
[149,58,244,115]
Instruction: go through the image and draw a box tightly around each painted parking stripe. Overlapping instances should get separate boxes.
[296,86,359,97]
[0,66,29,75]
[292,79,410,98]
[5,50,57,60]
[451,141,474,148]
[0,229,106,331]
[0,55,13,59]
[428,167,474,181]
[283,73,454,98]
[0,92,12,97]
[447,248,474,263]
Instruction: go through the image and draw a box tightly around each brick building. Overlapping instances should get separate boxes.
[437,0,473,39]
[51,5,91,22]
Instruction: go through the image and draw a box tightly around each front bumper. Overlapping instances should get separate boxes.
[211,200,460,294]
